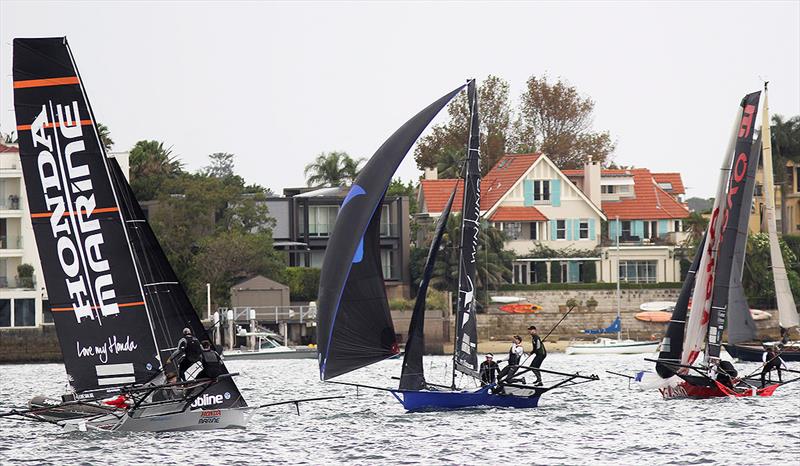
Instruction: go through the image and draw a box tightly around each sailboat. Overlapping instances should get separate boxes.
[725,83,800,362]
[650,90,790,399]
[567,220,659,355]
[1,37,254,431]
[316,80,598,411]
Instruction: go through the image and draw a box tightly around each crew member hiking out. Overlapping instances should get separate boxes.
[498,335,525,382]
[479,354,500,386]
[197,340,225,379]
[166,328,203,381]
[528,325,547,386]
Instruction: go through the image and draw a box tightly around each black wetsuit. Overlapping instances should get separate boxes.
[761,351,783,386]
[479,360,500,386]
[530,334,547,384]
[198,347,225,379]
[498,344,523,381]
[172,334,203,381]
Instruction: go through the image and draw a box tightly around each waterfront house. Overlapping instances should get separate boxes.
[419,153,690,285]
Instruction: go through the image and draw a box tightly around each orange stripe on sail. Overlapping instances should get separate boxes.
[51,301,146,312]
[31,206,119,219]
[17,119,93,131]
[13,76,79,89]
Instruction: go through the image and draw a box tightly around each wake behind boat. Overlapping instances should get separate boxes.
[315,80,597,411]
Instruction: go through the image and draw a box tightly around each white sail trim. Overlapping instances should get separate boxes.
[762,88,800,329]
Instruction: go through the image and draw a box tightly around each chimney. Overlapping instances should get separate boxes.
[424,166,438,180]
[584,158,601,207]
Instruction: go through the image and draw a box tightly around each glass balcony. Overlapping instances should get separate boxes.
[0,235,22,249]
[0,275,36,289]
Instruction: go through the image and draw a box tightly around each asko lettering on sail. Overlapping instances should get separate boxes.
[29,101,119,322]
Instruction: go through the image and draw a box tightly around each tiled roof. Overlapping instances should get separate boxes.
[489,206,547,222]
[652,173,685,195]
[419,153,541,213]
[601,169,689,220]
[482,153,541,210]
[0,143,18,153]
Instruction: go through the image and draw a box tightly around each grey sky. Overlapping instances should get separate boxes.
[1,1,798,199]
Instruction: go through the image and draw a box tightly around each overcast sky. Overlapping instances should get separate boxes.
[1,1,798,199]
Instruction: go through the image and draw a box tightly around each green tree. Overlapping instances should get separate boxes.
[742,233,800,308]
[428,216,514,304]
[97,123,114,151]
[771,115,800,234]
[414,75,512,176]
[129,140,183,200]
[304,151,363,187]
[510,74,615,168]
[202,152,237,179]
[682,211,709,248]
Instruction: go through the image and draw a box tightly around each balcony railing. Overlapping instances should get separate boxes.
[602,234,676,247]
[0,275,36,289]
[0,196,22,210]
[0,235,23,249]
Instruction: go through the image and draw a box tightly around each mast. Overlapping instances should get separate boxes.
[616,215,621,341]
[761,83,800,330]
[452,79,481,385]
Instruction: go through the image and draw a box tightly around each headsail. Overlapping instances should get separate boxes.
[583,317,621,335]
[761,84,800,330]
[656,233,706,378]
[705,91,761,361]
[453,79,481,378]
[399,186,457,390]
[12,37,161,392]
[107,157,246,408]
[317,85,465,381]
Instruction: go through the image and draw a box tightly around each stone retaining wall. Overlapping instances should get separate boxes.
[0,326,62,363]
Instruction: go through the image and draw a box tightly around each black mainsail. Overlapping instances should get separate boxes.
[13,37,162,392]
[107,157,246,408]
[453,80,481,378]
[399,186,457,390]
[705,91,761,362]
[726,134,761,345]
[317,85,465,380]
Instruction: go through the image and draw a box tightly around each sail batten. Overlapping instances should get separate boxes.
[453,80,481,378]
[317,85,465,381]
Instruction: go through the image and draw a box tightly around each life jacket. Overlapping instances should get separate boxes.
[201,348,225,378]
[508,345,521,366]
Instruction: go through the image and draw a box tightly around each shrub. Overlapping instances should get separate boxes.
[586,297,598,308]
[389,298,414,310]
[17,263,34,288]
[283,267,320,302]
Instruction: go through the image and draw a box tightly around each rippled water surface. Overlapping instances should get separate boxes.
[1,354,798,465]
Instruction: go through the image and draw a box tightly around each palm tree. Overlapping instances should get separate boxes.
[430,215,514,305]
[436,147,464,179]
[771,115,800,234]
[129,140,183,200]
[682,211,709,248]
[97,123,114,151]
[304,151,364,187]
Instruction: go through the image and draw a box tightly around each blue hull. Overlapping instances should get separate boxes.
[390,386,540,411]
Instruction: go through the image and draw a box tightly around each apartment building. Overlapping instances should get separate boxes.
[0,143,129,328]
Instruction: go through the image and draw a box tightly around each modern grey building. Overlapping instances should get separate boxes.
[266,186,411,299]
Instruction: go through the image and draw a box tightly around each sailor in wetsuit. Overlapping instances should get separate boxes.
[761,347,786,387]
[498,335,525,382]
[166,328,203,381]
[479,354,500,386]
[715,360,738,389]
[197,340,225,379]
[528,325,547,386]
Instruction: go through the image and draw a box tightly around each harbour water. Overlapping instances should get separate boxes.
[1,354,798,465]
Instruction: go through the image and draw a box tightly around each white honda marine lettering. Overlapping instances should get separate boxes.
[28,101,120,322]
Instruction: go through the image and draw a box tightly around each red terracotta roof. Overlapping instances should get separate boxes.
[420,153,541,213]
[419,179,465,213]
[482,153,541,210]
[0,143,18,153]
[601,169,689,220]
[489,206,547,222]
[652,173,685,195]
